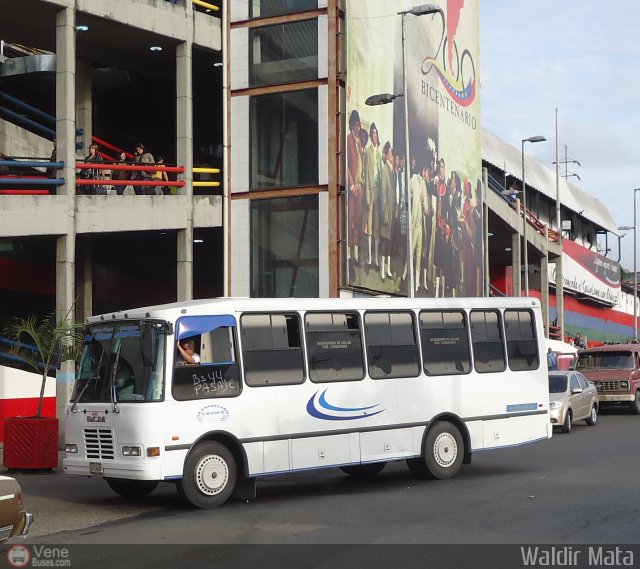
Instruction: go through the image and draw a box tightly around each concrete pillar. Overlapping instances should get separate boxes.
[55,7,77,442]
[541,249,550,338]
[75,238,93,321]
[482,168,489,297]
[512,232,521,297]
[75,58,92,154]
[176,39,194,301]
[556,245,565,340]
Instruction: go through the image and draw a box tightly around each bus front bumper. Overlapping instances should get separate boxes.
[62,457,164,480]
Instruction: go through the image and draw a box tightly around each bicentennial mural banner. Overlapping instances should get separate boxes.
[345,0,482,297]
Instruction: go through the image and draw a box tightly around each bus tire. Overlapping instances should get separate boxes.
[629,391,640,415]
[178,441,237,509]
[562,409,573,433]
[423,421,464,480]
[340,462,386,477]
[105,478,159,499]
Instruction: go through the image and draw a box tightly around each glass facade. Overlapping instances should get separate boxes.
[250,89,318,189]
[250,0,317,18]
[250,20,318,86]
[250,195,319,297]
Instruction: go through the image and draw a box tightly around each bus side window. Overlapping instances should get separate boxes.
[364,311,420,379]
[305,312,365,382]
[470,310,506,374]
[241,313,305,386]
[504,310,539,371]
[419,311,471,376]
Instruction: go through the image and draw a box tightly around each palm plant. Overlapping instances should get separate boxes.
[3,310,83,418]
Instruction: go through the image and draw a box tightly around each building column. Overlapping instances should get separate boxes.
[541,248,550,338]
[55,6,77,437]
[482,168,490,297]
[176,39,194,301]
[75,238,93,321]
[556,247,565,341]
[75,58,92,154]
[512,232,521,297]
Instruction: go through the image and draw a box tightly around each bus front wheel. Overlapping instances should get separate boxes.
[105,478,159,499]
[422,421,464,480]
[178,441,237,508]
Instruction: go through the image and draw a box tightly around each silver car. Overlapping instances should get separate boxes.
[549,371,599,433]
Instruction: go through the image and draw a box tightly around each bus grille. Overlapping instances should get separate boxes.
[84,428,115,460]
[596,381,622,392]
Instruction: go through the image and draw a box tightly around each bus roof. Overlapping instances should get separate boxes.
[85,296,542,325]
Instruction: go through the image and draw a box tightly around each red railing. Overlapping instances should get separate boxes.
[75,162,185,190]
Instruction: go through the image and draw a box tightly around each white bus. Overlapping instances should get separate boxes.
[63,296,551,508]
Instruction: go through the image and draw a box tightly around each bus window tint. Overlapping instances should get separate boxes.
[419,311,471,376]
[470,311,506,373]
[305,312,364,382]
[364,311,420,379]
[241,313,305,386]
[504,310,539,371]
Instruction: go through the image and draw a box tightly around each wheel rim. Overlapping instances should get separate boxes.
[433,432,458,468]
[194,454,229,496]
[591,407,597,423]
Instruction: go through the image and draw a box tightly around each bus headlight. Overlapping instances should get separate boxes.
[65,443,78,453]
[621,380,630,390]
[122,445,142,457]
[549,401,563,410]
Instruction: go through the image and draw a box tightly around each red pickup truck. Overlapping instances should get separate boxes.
[575,343,640,414]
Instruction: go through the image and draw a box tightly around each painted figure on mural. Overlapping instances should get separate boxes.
[421,164,436,293]
[410,164,430,294]
[445,171,463,296]
[434,157,448,295]
[393,152,407,282]
[379,141,396,281]
[346,110,364,271]
[364,122,382,271]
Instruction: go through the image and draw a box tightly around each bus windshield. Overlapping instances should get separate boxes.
[576,351,634,371]
[72,321,166,404]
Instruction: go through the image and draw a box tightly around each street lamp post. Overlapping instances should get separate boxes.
[365,3,442,298]
[619,188,640,341]
[521,135,547,296]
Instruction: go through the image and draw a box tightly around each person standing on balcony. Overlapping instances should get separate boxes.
[111,151,132,195]
[79,143,104,195]
[132,143,155,195]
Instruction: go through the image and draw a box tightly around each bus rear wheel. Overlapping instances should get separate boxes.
[105,478,159,499]
[178,441,237,508]
[422,421,464,480]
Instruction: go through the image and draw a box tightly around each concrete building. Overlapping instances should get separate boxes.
[0,0,626,356]
[0,0,225,329]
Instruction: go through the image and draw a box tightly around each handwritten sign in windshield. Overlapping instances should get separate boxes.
[173,364,241,401]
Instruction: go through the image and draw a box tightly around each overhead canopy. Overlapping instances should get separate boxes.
[482,128,619,236]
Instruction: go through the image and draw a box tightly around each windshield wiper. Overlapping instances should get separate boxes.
[109,341,122,413]
[70,349,105,413]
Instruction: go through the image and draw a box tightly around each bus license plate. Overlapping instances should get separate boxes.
[89,462,104,475]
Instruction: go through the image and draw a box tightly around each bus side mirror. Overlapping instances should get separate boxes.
[141,327,156,368]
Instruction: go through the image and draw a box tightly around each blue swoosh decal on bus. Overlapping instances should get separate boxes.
[307,389,384,421]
